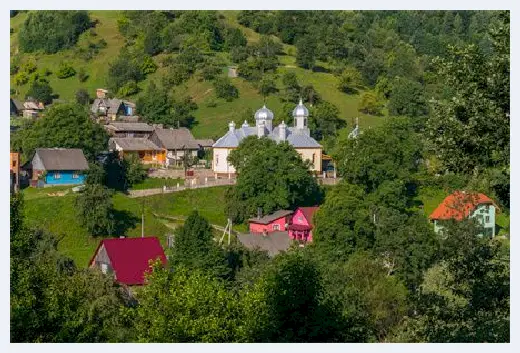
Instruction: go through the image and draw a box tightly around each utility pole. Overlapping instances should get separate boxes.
[141,198,145,238]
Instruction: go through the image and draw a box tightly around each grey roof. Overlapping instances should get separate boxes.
[195,139,215,147]
[152,128,200,150]
[214,124,321,149]
[91,98,123,115]
[34,148,89,171]
[122,100,136,108]
[109,137,162,151]
[292,99,309,117]
[237,231,292,257]
[249,210,294,225]
[254,105,274,121]
[105,122,155,132]
[11,98,24,111]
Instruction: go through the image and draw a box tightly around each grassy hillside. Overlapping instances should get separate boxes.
[21,185,234,267]
[10,10,386,139]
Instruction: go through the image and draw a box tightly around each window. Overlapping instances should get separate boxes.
[485,216,490,223]
[72,171,79,179]
[216,155,219,166]
[312,153,315,164]
[298,216,303,222]
[101,263,108,274]
[54,173,61,179]
[273,224,280,231]
[12,160,16,168]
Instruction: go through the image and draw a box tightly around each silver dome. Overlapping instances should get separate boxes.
[254,105,274,120]
[292,98,309,117]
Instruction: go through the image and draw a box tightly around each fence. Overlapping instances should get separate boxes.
[128,177,236,198]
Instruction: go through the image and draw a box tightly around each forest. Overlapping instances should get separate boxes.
[10,10,509,343]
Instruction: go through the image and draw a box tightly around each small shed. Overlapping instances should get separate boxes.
[248,210,294,235]
[228,66,238,78]
[89,237,167,286]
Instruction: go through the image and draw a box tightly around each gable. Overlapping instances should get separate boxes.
[31,152,45,170]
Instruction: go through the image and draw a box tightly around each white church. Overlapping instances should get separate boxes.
[212,99,323,177]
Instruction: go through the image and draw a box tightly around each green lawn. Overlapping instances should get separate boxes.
[130,177,184,190]
[21,185,240,267]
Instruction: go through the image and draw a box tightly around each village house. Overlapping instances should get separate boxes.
[248,209,294,235]
[89,237,167,286]
[108,137,166,165]
[10,152,20,193]
[148,127,202,167]
[91,88,136,121]
[288,206,319,242]
[10,98,24,116]
[29,148,89,187]
[104,122,156,138]
[212,100,323,177]
[429,191,499,237]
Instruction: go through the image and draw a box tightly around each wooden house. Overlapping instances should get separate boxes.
[108,137,166,165]
[429,191,499,237]
[248,210,294,235]
[148,127,202,167]
[30,148,89,187]
[288,206,319,242]
[104,122,155,138]
[89,237,167,286]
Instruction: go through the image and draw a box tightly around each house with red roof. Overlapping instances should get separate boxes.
[89,237,167,286]
[429,191,499,237]
[288,206,319,242]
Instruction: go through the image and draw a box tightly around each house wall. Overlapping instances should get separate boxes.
[249,217,287,234]
[295,148,322,173]
[90,245,114,275]
[213,148,235,174]
[289,208,314,242]
[434,204,496,237]
[45,170,86,185]
[122,150,166,165]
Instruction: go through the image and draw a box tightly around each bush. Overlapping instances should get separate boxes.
[56,63,76,79]
[214,77,239,101]
[18,11,92,54]
[10,61,20,76]
[358,91,384,116]
[14,72,29,86]
[140,55,157,75]
[21,60,37,74]
[337,67,363,94]
[26,81,54,105]
[117,81,139,97]
[163,63,191,88]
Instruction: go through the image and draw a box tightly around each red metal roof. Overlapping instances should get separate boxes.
[89,237,167,286]
[429,191,497,221]
[298,206,320,226]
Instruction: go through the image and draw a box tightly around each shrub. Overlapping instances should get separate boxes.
[118,81,139,97]
[214,77,239,102]
[337,67,363,94]
[21,60,37,74]
[358,91,384,116]
[56,63,76,79]
[10,61,19,76]
[14,72,29,86]
[140,56,158,75]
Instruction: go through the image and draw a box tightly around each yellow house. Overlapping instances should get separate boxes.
[212,101,323,177]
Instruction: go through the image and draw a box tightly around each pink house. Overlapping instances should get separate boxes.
[248,210,294,235]
[288,206,319,242]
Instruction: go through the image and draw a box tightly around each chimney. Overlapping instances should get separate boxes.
[96,88,107,99]
[257,207,263,219]
[229,121,236,132]
[257,121,265,137]
[279,121,287,141]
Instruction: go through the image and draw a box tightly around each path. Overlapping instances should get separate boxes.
[153,213,241,235]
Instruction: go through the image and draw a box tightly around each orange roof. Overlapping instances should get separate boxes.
[429,191,498,221]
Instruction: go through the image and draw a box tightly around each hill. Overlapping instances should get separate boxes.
[10,10,381,139]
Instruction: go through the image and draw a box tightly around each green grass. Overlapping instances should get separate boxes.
[11,10,387,140]
[130,177,184,190]
[21,185,241,267]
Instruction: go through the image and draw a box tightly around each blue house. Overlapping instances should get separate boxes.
[31,148,89,186]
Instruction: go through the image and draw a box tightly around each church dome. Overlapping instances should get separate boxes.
[254,105,274,120]
[292,98,309,117]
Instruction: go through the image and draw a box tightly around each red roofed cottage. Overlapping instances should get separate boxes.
[288,206,319,242]
[89,237,167,286]
[429,191,499,237]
